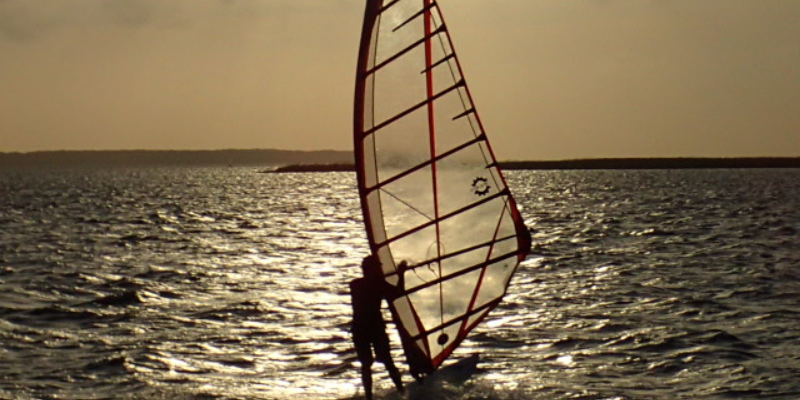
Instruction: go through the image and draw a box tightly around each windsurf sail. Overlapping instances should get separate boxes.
[353,0,530,374]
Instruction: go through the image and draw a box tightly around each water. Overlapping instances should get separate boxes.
[1,167,798,400]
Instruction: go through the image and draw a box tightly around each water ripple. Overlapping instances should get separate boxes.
[1,168,799,399]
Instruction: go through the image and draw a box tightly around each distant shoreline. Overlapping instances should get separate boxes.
[270,157,800,172]
[1,150,798,170]
[0,149,352,167]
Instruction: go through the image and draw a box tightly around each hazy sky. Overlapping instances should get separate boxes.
[1,0,798,160]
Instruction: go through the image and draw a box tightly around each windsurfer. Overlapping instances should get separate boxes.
[350,255,403,399]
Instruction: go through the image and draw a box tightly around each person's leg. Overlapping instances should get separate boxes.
[373,333,403,392]
[361,364,373,400]
[383,359,404,392]
[354,332,375,399]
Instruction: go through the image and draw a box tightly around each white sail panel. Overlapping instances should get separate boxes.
[354,0,530,373]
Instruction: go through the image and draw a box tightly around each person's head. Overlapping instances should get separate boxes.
[360,255,382,280]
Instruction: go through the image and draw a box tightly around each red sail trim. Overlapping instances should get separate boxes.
[460,197,511,335]
[406,298,502,342]
[422,8,444,362]
[353,0,383,261]
[422,0,445,336]
[431,3,518,203]
[403,298,507,371]
[387,300,432,373]
[430,298,501,367]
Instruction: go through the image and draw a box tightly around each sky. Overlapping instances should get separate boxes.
[1,0,798,160]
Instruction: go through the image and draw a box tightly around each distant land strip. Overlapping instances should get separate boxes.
[270,157,800,172]
[1,150,798,170]
[0,149,352,167]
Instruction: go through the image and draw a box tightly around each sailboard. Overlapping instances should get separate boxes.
[353,0,530,375]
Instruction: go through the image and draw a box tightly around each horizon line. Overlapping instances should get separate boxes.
[2,149,799,161]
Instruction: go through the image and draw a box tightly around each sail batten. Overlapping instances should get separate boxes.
[386,250,521,298]
[354,0,529,374]
[367,134,486,193]
[408,299,499,342]
[452,107,476,121]
[422,52,455,74]
[365,24,447,77]
[384,233,518,278]
[379,0,404,13]
[393,2,437,32]
[363,78,464,136]
[375,189,510,248]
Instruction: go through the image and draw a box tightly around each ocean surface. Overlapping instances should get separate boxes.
[1,167,798,400]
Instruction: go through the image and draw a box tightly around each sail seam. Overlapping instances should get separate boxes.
[379,187,433,221]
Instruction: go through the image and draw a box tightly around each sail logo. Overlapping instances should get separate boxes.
[472,177,490,196]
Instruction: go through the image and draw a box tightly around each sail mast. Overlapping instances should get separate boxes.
[422,0,447,352]
[353,0,380,258]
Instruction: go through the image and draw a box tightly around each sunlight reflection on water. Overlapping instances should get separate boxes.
[1,168,799,399]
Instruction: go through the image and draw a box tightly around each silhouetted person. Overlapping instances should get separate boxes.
[350,255,403,399]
